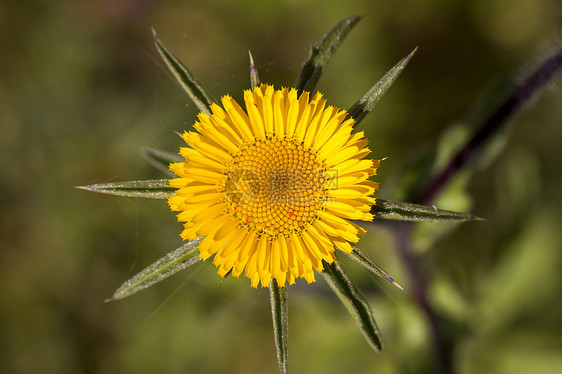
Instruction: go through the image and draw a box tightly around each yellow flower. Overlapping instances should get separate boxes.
[168,84,379,287]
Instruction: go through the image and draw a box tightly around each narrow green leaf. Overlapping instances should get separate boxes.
[269,279,288,374]
[348,47,417,126]
[77,179,174,199]
[107,237,203,301]
[248,50,261,91]
[141,146,182,176]
[295,16,361,93]
[321,260,383,352]
[372,198,480,222]
[152,29,214,115]
[345,246,403,290]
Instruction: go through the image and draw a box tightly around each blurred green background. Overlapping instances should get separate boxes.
[1,0,562,373]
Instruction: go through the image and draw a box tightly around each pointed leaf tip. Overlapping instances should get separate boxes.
[153,33,215,115]
[248,50,255,64]
[295,15,362,93]
[346,246,403,290]
[111,238,203,301]
[248,50,261,90]
[349,47,417,126]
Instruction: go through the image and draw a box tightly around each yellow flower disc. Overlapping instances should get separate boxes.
[168,84,379,287]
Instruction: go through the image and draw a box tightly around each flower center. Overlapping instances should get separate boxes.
[224,137,327,238]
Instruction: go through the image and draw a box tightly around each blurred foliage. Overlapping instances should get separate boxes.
[1,0,562,373]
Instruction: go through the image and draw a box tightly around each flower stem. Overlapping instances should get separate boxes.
[417,45,562,205]
[392,221,453,374]
[395,45,562,374]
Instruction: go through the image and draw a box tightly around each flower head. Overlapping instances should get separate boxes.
[168,84,379,287]
[80,20,478,373]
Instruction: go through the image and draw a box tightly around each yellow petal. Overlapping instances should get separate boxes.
[244,90,266,140]
[222,95,254,142]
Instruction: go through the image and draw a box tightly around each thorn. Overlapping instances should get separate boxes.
[248,49,260,90]
[248,50,255,66]
[151,27,158,40]
[391,280,404,291]
[410,45,419,57]
[104,297,114,303]
[74,185,90,191]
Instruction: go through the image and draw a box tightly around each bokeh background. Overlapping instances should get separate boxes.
[1,0,562,373]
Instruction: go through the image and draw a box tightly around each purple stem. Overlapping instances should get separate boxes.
[417,45,562,205]
[397,45,562,374]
